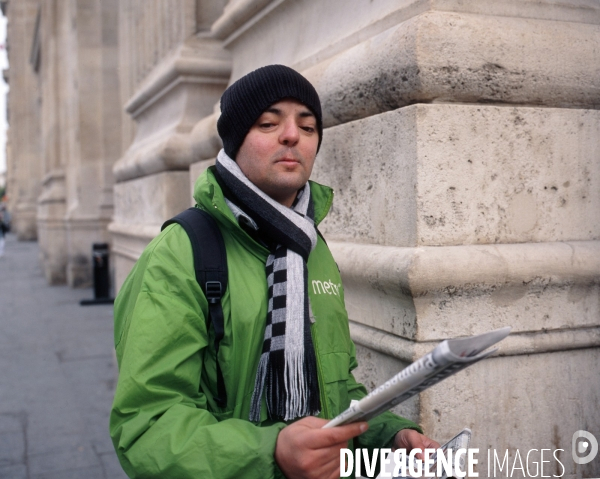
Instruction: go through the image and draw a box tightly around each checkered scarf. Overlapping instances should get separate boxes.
[215,150,321,422]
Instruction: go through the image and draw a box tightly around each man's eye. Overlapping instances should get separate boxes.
[259,122,275,128]
[301,126,315,133]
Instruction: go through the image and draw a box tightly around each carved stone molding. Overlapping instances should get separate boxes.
[114,37,231,182]
[330,239,600,341]
[303,11,600,128]
[210,0,280,43]
[350,321,600,363]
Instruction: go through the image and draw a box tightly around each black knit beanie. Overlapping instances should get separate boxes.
[217,64,323,159]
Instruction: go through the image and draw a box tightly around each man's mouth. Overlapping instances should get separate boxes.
[276,157,301,165]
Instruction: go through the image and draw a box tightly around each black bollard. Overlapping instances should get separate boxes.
[92,243,110,298]
[80,243,114,306]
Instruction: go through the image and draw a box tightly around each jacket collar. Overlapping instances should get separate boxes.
[193,166,334,229]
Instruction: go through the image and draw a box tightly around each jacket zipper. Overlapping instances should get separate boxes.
[311,324,330,419]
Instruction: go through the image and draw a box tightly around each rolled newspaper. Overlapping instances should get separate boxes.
[323,327,511,428]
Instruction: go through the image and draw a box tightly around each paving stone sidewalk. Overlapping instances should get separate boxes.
[0,234,128,479]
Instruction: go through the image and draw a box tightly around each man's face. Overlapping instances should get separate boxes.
[235,99,319,207]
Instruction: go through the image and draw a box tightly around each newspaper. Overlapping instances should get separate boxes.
[323,327,511,429]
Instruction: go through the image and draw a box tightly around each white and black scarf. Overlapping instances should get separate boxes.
[215,150,321,422]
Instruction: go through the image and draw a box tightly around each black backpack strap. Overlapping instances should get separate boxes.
[162,207,228,407]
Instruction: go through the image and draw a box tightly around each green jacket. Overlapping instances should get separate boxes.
[110,167,421,478]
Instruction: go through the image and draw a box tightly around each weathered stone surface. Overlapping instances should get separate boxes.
[34,1,66,283]
[110,223,158,292]
[353,343,420,423]
[351,313,600,365]
[421,349,600,478]
[119,0,199,97]
[5,0,42,240]
[315,105,600,247]
[111,171,191,288]
[113,171,190,227]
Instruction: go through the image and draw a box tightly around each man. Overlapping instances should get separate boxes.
[110,65,438,479]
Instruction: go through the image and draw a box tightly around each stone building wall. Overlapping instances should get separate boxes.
[4,0,41,241]
[6,0,122,285]
[110,0,230,289]
[4,1,599,476]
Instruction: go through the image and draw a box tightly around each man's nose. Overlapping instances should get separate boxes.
[279,119,300,146]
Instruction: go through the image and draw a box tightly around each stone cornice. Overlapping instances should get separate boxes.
[332,240,600,341]
[113,126,196,182]
[38,170,66,205]
[302,11,600,128]
[210,0,285,44]
[41,169,65,186]
[114,36,230,183]
[36,217,67,228]
[329,240,600,297]
[125,37,231,118]
[350,321,600,362]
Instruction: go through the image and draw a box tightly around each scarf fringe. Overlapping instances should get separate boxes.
[249,353,269,422]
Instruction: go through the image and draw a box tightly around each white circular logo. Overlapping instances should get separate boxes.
[572,431,598,465]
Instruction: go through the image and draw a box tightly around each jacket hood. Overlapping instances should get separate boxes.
[193,165,334,227]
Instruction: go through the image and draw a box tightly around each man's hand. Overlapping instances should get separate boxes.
[393,429,441,460]
[275,416,368,479]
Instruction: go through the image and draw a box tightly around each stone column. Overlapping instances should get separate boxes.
[111,0,230,291]
[4,0,42,241]
[62,0,121,287]
[192,1,600,476]
[35,0,121,287]
[36,0,68,284]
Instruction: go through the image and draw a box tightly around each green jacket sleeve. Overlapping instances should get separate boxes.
[109,226,286,479]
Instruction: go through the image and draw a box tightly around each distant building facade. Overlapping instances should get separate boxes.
[5,1,600,476]
[4,0,120,285]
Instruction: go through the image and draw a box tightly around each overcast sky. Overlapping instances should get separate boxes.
[0,11,9,174]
